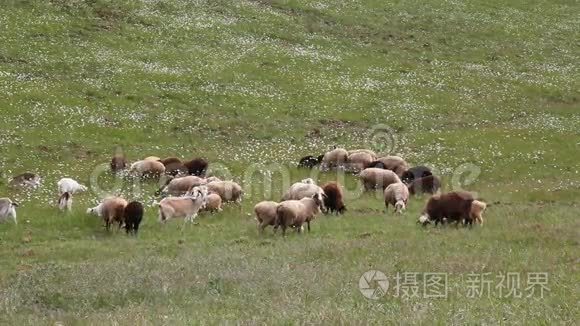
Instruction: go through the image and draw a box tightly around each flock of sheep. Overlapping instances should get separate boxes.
[0,147,488,235]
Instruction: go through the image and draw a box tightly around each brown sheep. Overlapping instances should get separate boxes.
[418,191,486,227]
[110,155,127,173]
[254,201,279,233]
[359,168,401,191]
[321,182,346,214]
[407,175,441,195]
[374,156,409,177]
[87,197,128,231]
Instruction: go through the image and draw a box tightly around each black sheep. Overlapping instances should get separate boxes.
[123,201,144,235]
[402,166,433,184]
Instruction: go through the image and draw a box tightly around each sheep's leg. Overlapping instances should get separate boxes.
[307,221,311,232]
[10,209,17,225]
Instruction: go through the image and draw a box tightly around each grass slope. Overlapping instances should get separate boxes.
[0,0,579,324]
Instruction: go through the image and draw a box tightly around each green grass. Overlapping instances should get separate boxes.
[0,0,579,324]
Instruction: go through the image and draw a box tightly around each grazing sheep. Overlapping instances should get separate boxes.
[384,183,410,214]
[418,191,482,227]
[157,187,207,223]
[9,173,41,188]
[144,156,161,161]
[375,156,409,177]
[346,152,375,173]
[254,201,279,233]
[274,195,323,236]
[87,197,128,231]
[282,180,325,203]
[202,193,223,213]
[469,200,487,225]
[57,178,88,195]
[348,149,377,159]
[157,175,206,196]
[407,175,441,195]
[366,160,386,169]
[320,148,349,171]
[0,198,18,224]
[58,192,72,211]
[298,155,324,169]
[123,201,144,235]
[205,176,221,183]
[321,182,346,214]
[359,168,401,191]
[130,160,166,178]
[206,180,243,203]
[401,166,433,184]
[183,158,208,177]
[160,157,188,177]
[110,154,127,173]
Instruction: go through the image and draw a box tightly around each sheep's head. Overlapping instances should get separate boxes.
[417,214,430,226]
[79,184,88,192]
[471,200,487,225]
[301,178,315,185]
[395,200,406,214]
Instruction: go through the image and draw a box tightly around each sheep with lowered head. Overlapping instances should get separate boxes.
[156,175,206,196]
[110,154,127,173]
[157,186,207,223]
[57,178,88,195]
[320,147,349,171]
[87,196,128,231]
[0,198,18,224]
[9,173,41,188]
[348,149,377,158]
[282,179,325,203]
[130,160,166,179]
[384,182,410,214]
[254,200,279,233]
[123,201,144,235]
[183,158,208,177]
[201,193,223,213]
[374,156,409,177]
[359,168,401,191]
[346,151,375,173]
[274,194,324,236]
[407,175,441,195]
[418,191,486,227]
[401,166,433,184]
[321,182,346,214]
[205,180,243,203]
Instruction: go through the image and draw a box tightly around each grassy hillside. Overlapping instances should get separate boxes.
[0,0,579,324]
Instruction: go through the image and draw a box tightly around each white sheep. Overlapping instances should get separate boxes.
[0,198,18,224]
[384,182,410,214]
[348,149,377,159]
[57,178,88,195]
[359,168,401,191]
[130,160,166,178]
[58,192,73,211]
[206,180,243,203]
[275,195,324,235]
[86,196,128,230]
[320,148,349,171]
[201,193,223,213]
[157,186,207,223]
[157,175,206,196]
[282,180,326,204]
[376,156,409,177]
[346,151,375,173]
[254,201,279,233]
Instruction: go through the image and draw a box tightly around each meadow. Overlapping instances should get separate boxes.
[0,0,579,324]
